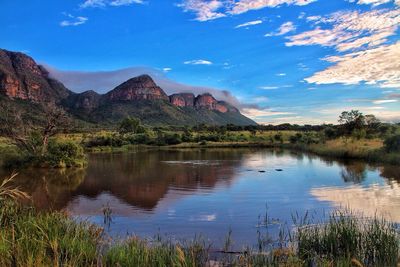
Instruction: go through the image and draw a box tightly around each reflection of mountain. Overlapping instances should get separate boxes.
[72,149,244,210]
[311,180,400,222]
[4,149,249,211]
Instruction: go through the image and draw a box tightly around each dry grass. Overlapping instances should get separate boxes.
[0,173,30,201]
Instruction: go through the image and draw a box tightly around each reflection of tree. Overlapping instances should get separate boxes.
[3,168,86,210]
[340,162,367,183]
[380,166,400,182]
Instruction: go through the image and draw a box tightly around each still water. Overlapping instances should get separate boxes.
[3,148,400,248]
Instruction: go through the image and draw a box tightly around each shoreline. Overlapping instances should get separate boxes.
[86,141,400,166]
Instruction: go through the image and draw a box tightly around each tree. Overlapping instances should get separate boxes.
[118,116,141,134]
[338,110,365,135]
[364,114,381,136]
[384,135,400,152]
[0,102,70,156]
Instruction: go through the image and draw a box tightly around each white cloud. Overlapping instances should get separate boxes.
[242,108,295,118]
[259,86,279,90]
[253,96,269,103]
[286,9,400,52]
[372,99,398,104]
[305,42,400,89]
[265,21,296,37]
[348,0,399,6]
[184,59,213,65]
[178,0,317,21]
[229,0,318,15]
[60,14,88,27]
[177,0,226,21]
[235,20,263,28]
[162,67,172,72]
[276,73,287,76]
[80,0,143,8]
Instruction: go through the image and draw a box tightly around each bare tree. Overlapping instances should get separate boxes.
[0,101,71,156]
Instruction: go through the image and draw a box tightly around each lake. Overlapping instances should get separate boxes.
[2,148,400,249]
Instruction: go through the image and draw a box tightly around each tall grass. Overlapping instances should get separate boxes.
[296,210,399,266]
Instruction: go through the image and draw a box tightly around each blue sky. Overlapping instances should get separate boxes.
[1,0,399,124]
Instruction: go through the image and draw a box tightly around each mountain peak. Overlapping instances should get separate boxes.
[0,49,70,102]
[106,74,169,101]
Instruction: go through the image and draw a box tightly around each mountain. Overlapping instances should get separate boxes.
[0,49,256,126]
[0,49,71,102]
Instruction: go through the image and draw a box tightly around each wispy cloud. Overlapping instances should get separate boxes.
[348,0,399,6]
[162,67,172,72]
[372,99,398,104]
[177,0,226,21]
[259,86,279,90]
[242,108,295,118]
[229,0,318,15]
[60,14,88,27]
[235,20,263,29]
[178,0,317,21]
[184,59,213,65]
[305,42,400,89]
[265,21,296,37]
[80,0,143,8]
[286,9,400,52]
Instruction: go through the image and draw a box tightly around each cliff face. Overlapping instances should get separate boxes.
[105,75,169,102]
[169,93,195,107]
[0,49,70,102]
[66,90,102,111]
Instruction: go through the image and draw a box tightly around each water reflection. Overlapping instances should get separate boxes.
[311,180,400,221]
[1,148,399,245]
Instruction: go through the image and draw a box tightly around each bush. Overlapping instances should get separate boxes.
[384,135,400,152]
[163,133,182,145]
[46,140,87,168]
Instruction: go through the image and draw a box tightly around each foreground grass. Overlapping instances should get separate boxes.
[1,174,399,267]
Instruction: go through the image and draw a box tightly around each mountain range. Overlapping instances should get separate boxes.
[0,49,256,126]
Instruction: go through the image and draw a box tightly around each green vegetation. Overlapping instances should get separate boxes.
[1,174,399,266]
[0,109,399,167]
[0,101,87,169]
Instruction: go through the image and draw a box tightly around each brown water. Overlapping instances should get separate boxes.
[2,148,400,248]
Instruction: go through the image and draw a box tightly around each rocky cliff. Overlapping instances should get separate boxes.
[105,74,169,102]
[0,49,70,102]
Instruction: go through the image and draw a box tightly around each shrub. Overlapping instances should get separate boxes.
[384,134,400,152]
[46,140,87,168]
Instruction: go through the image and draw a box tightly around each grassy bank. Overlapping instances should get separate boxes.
[1,175,399,267]
[1,130,399,166]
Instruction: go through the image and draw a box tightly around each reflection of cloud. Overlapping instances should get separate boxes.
[189,214,217,222]
[311,181,400,222]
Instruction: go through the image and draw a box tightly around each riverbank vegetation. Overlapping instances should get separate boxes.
[0,109,399,168]
[1,174,399,266]
[0,102,86,168]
